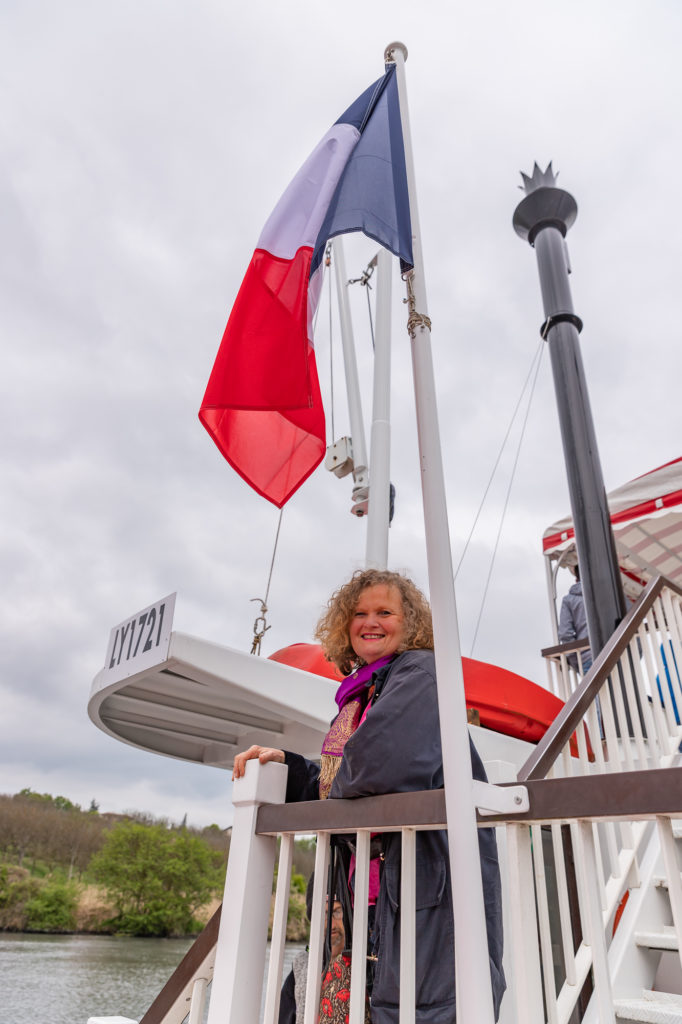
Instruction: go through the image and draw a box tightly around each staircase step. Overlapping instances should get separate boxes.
[636,927,679,952]
[615,990,682,1023]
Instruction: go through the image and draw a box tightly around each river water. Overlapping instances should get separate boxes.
[0,932,305,1024]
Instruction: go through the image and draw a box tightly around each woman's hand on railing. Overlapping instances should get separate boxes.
[232,745,285,780]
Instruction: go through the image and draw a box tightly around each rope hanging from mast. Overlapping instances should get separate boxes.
[249,508,283,655]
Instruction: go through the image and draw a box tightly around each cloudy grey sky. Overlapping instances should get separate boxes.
[2,1,681,827]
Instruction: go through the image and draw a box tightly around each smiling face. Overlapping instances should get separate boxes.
[349,583,406,666]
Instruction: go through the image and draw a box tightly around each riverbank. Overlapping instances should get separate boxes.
[0,864,117,934]
[0,864,308,940]
[0,790,315,941]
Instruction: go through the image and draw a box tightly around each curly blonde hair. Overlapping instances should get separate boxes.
[314,569,433,675]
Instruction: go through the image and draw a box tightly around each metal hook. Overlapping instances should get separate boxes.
[250,597,271,656]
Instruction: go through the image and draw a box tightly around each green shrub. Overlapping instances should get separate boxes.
[290,872,306,895]
[0,865,39,930]
[25,881,78,932]
[90,821,223,936]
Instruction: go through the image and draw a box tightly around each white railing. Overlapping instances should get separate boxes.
[203,763,526,1024]
[206,766,470,1024]
[130,576,682,1024]
[510,575,682,1024]
[543,638,592,699]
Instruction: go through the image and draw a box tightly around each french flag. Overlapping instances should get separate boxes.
[199,64,413,508]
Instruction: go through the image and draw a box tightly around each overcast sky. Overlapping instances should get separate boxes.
[2,1,681,827]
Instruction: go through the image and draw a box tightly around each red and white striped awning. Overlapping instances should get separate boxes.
[543,458,682,598]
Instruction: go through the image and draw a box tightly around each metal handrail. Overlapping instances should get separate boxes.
[520,574,682,782]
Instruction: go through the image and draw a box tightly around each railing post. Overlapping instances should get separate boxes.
[207,760,288,1024]
[400,828,416,1024]
[304,833,331,1024]
[263,834,294,1024]
[188,978,209,1024]
[505,823,544,1024]
[574,820,616,1023]
[349,830,370,1024]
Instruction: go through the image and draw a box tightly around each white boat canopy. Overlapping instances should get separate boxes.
[89,597,337,769]
[543,457,682,599]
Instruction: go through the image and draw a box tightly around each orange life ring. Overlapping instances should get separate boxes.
[269,644,577,749]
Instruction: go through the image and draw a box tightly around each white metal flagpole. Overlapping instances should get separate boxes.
[365,246,392,570]
[385,41,497,1023]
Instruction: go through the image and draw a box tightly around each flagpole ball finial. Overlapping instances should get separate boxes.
[384,41,408,63]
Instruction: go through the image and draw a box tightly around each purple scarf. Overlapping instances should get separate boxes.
[318,655,395,794]
[333,655,395,711]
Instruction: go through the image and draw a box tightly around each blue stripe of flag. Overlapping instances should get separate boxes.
[310,64,413,277]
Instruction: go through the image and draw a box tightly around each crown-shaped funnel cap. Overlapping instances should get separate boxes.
[520,161,558,195]
[513,162,577,244]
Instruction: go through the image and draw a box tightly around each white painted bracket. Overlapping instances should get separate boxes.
[325,437,354,478]
[473,780,529,816]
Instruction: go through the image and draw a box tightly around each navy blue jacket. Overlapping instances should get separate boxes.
[285,650,506,1023]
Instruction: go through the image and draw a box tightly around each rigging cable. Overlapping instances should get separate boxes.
[469,339,546,658]
[365,281,375,350]
[348,253,378,350]
[455,338,545,578]
[250,508,284,656]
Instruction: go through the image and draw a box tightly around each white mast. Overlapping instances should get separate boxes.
[386,41,497,1023]
[330,238,393,569]
[331,238,370,511]
[365,247,392,570]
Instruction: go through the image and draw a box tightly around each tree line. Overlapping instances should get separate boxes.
[0,789,230,878]
[0,789,314,938]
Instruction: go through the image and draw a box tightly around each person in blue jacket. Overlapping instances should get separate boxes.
[233,569,506,1023]
[558,565,592,673]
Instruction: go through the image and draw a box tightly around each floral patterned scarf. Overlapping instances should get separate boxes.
[320,953,370,1024]
[318,655,393,799]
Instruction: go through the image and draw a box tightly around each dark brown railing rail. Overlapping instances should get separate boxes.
[541,637,590,660]
[255,768,682,834]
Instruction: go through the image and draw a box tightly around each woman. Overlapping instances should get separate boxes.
[232,569,506,1023]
